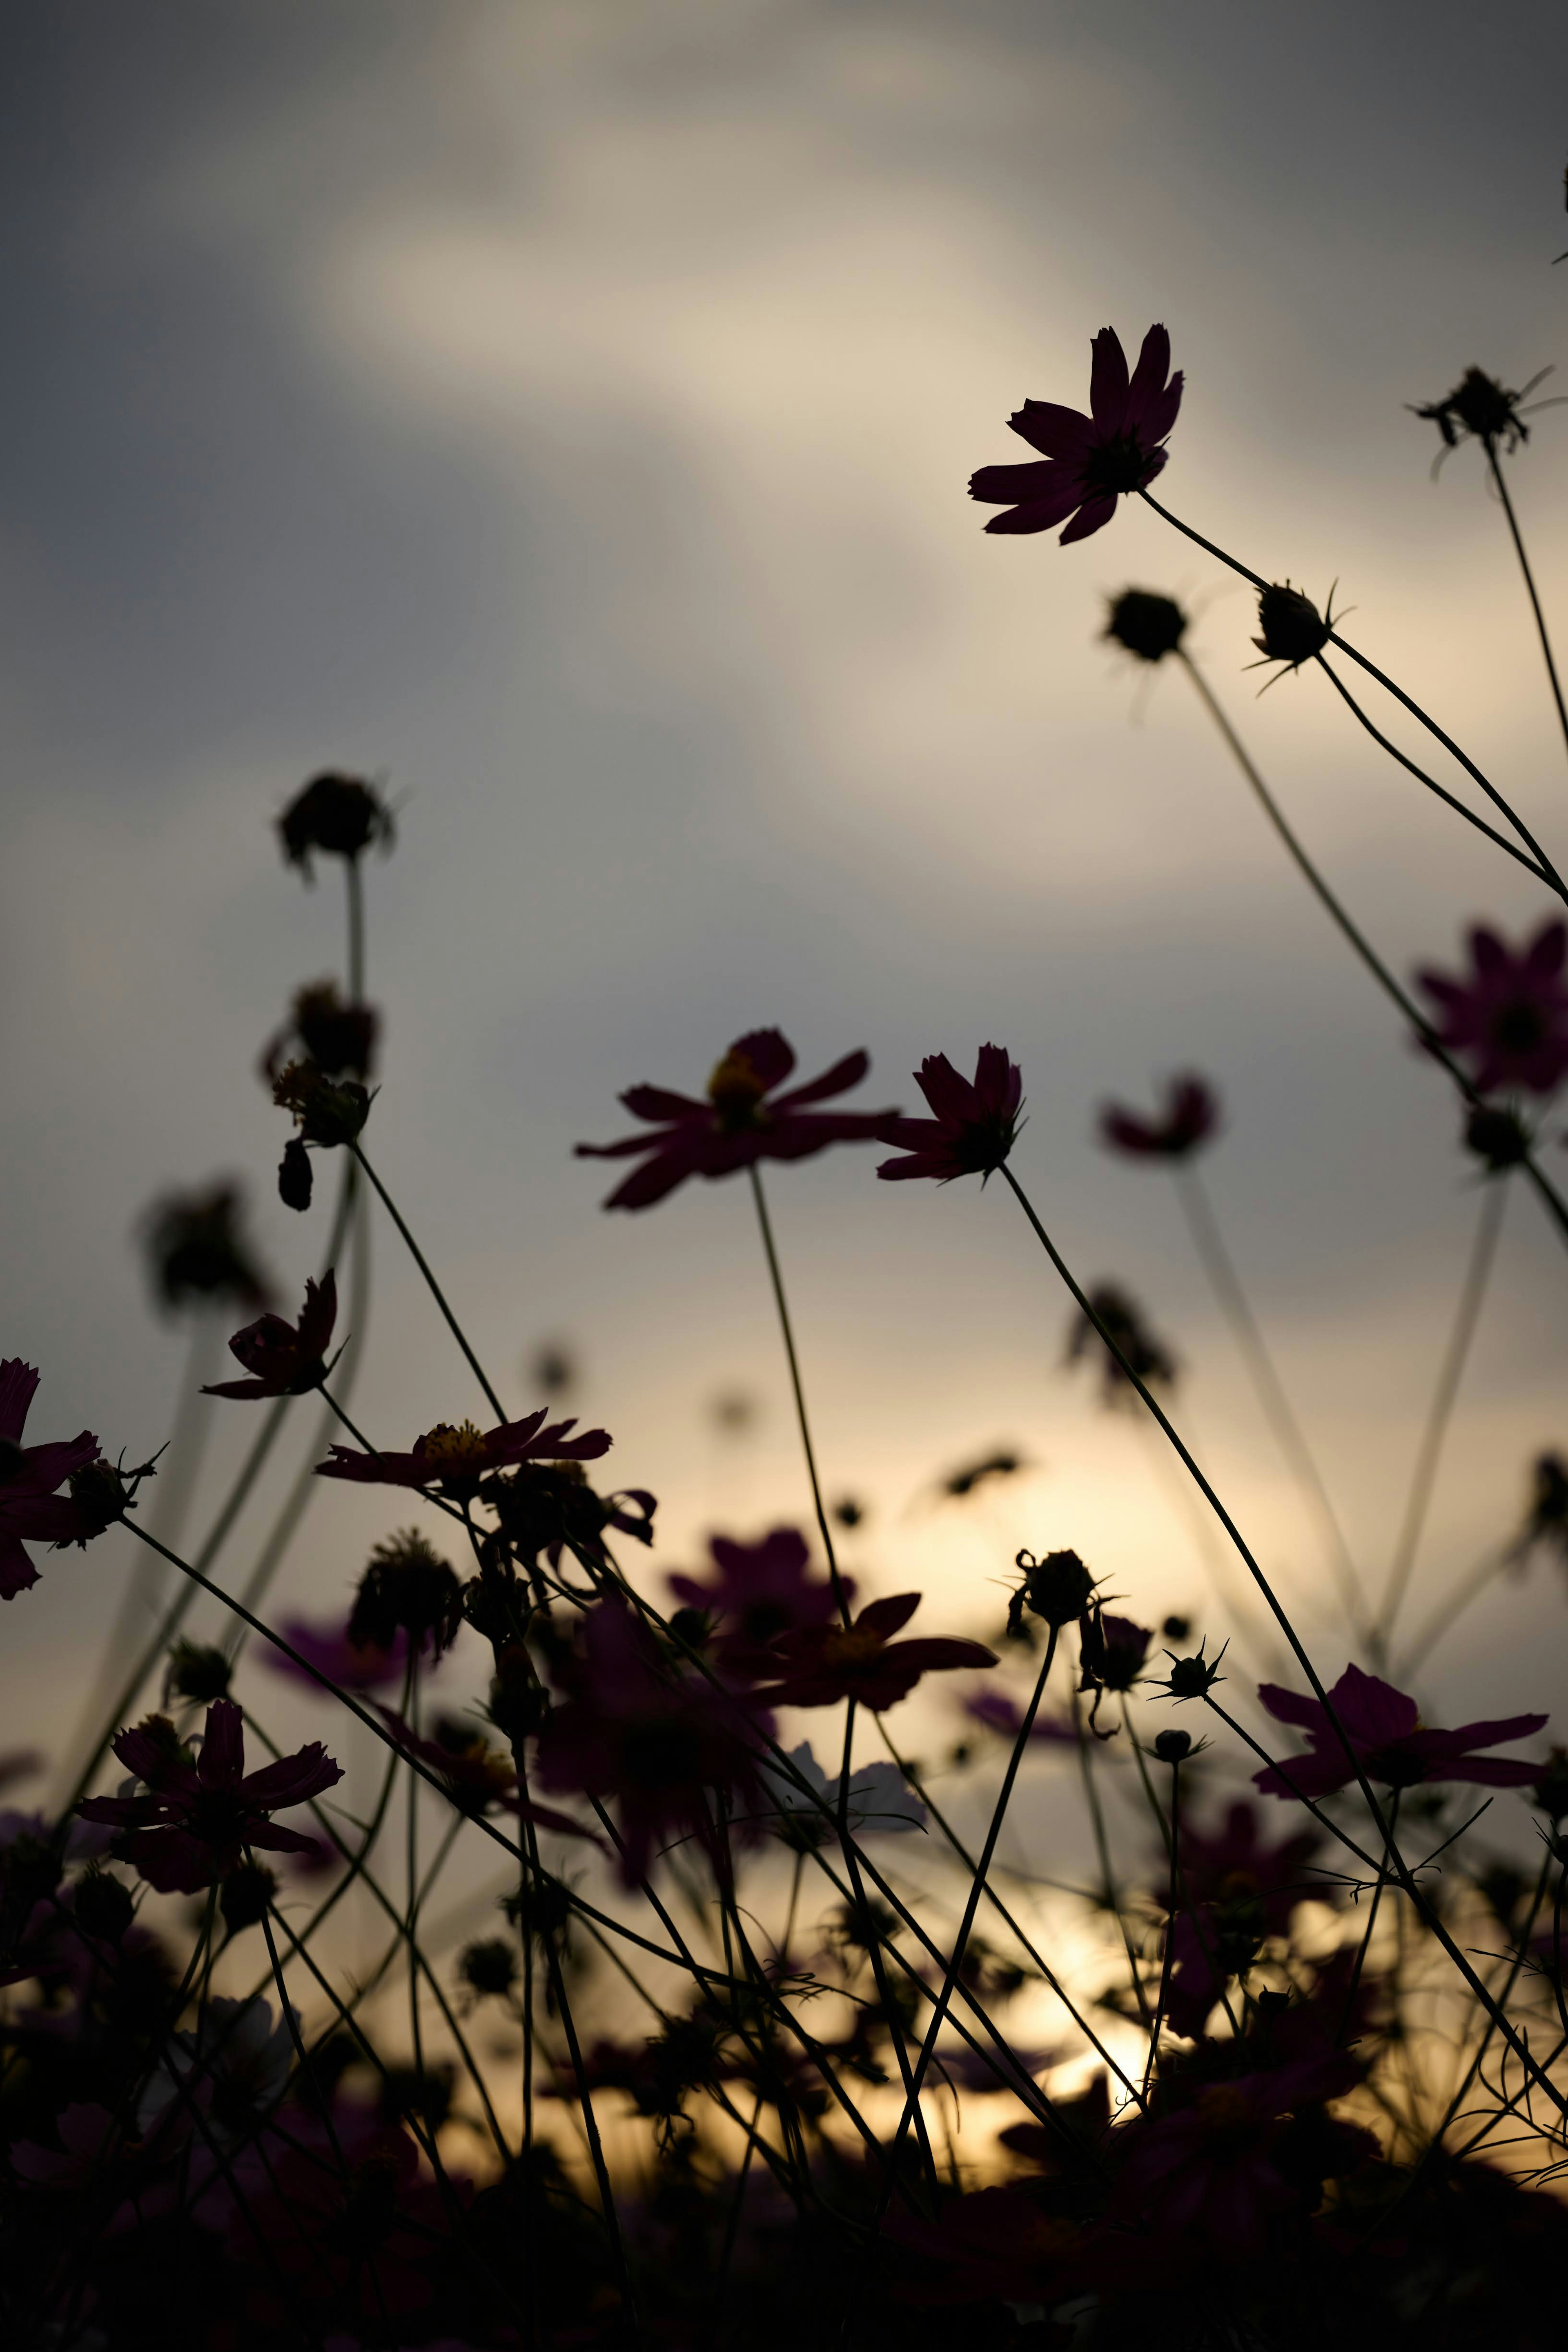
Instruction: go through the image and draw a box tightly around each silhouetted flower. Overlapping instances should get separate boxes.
[262,980,378,1082]
[875,1044,1023,1182]
[755,1594,996,1713]
[484,1457,656,1573]
[576,1028,893,1210]
[78,1699,342,1894]
[1465,1102,1532,1172]
[1411,365,1556,461]
[142,1183,271,1314]
[317,1408,610,1500]
[277,1136,313,1213]
[1007,1546,1096,1634]
[375,1708,597,1839]
[1250,581,1338,675]
[1254,1663,1546,1800]
[1417,920,1568,1095]
[1078,1608,1151,1732]
[164,1640,233,1706]
[1163,1800,1323,2037]
[348,1530,463,1659]
[202,1271,336,1401]
[1099,1074,1219,1160]
[1105,587,1187,663]
[0,1359,102,1601]
[1066,1283,1177,1400]
[668,1527,850,1680]
[277,770,394,879]
[969,323,1183,544]
[270,1059,371,1146]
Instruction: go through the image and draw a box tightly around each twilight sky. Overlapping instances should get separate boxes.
[5,0,1568,1805]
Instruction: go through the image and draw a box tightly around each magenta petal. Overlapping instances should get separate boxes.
[1006,399,1094,461]
[1124,323,1172,429]
[771,1049,871,1112]
[0,1361,40,1447]
[601,1141,706,1211]
[1057,493,1119,546]
[857,1593,923,1639]
[915,1056,976,1126]
[0,1536,40,1599]
[1256,1683,1326,1733]
[1088,327,1130,434]
[728,1028,796,1090]
[198,1699,245,1788]
[620,1084,706,1123]
[1442,1711,1549,1751]
[1328,1664,1419,1747]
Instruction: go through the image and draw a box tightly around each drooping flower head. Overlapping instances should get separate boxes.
[667,1527,851,1680]
[1411,365,1559,464]
[753,1593,997,1713]
[875,1045,1023,1183]
[202,1271,337,1402]
[277,770,395,879]
[969,324,1183,545]
[78,1699,342,1894]
[316,1407,610,1502]
[1417,920,1568,1095]
[1253,1662,1546,1801]
[576,1028,894,1211]
[0,1360,102,1601]
[1099,1074,1220,1161]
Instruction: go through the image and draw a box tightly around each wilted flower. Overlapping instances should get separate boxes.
[270,1059,371,1147]
[78,1699,342,1894]
[1104,588,1188,664]
[576,1028,894,1211]
[277,770,394,879]
[164,1640,233,1706]
[0,1358,102,1600]
[1065,1282,1177,1401]
[1253,1662,1546,1801]
[875,1045,1023,1183]
[1099,1074,1219,1160]
[668,1527,849,1680]
[317,1407,610,1501]
[1007,1546,1096,1635]
[142,1183,270,1314]
[755,1594,996,1713]
[969,323,1183,544]
[262,980,379,1082]
[1411,365,1557,461]
[1417,920,1568,1095]
[348,1529,464,1660]
[201,1270,336,1402]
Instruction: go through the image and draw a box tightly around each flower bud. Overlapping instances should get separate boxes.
[278,772,395,880]
[271,1062,371,1148]
[1009,1547,1095,1633]
[1154,1728,1192,1764]
[1104,588,1187,664]
[1253,584,1332,670]
[67,1459,132,1540]
[278,1137,314,1213]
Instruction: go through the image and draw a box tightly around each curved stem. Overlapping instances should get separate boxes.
[1486,441,1568,769]
[1371,1179,1508,1664]
[1143,487,1566,892]
[349,1142,505,1422]
[746,1164,851,1622]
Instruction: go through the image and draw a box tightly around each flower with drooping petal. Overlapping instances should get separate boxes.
[316,1408,610,1501]
[875,1045,1023,1183]
[576,1028,895,1210]
[1417,920,1568,1095]
[0,1360,102,1601]
[78,1699,342,1894]
[1253,1663,1546,1801]
[1099,1074,1220,1160]
[755,1594,997,1713]
[969,324,1183,545]
[668,1527,851,1680]
[202,1270,337,1401]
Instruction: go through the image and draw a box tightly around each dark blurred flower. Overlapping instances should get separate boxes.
[668,1527,850,1680]
[1153,1728,1193,1764]
[164,1639,233,1706]
[262,979,379,1082]
[1250,582,1336,675]
[1099,1073,1219,1160]
[1530,1746,1568,1822]
[261,1610,417,1694]
[202,1270,336,1402]
[1417,920,1568,1095]
[1066,1282,1177,1401]
[277,1136,314,1214]
[576,1027,893,1211]
[1411,365,1556,461]
[1509,1450,1568,1567]
[484,1457,655,1573]
[1163,1800,1323,2038]
[969,323,1183,544]
[1465,1102,1532,1173]
[348,1528,463,1659]
[1254,1662,1546,1801]
[536,1597,774,1882]
[0,1359,102,1601]
[883,2181,1084,2308]
[277,770,394,879]
[79,1699,342,1894]
[876,1044,1023,1183]
[1105,587,1188,663]
[270,1059,371,1146]
[375,1707,597,1840]
[530,1339,576,1396]
[962,1687,1078,1746]
[755,1593,996,1713]
[317,1407,610,1501]
[142,1182,271,1314]
[939,1448,1027,1500]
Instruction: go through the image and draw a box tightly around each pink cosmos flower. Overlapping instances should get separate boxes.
[260,1611,416,1694]
[1162,1801,1322,2039]
[202,1270,337,1401]
[576,1028,895,1211]
[875,1045,1023,1183]
[1253,1663,1546,1801]
[755,1593,997,1713]
[962,1688,1078,1746]
[1099,1074,1220,1160]
[1416,920,1568,1095]
[667,1526,852,1680]
[0,1359,101,1600]
[969,324,1183,545]
[78,1699,342,1894]
[316,1407,610,1500]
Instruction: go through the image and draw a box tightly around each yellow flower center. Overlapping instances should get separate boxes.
[417,1421,490,1468]
[706,1049,770,1129]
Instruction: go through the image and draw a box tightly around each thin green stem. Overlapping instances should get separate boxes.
[349,1142,506,1422]
[746,1164,851,1623]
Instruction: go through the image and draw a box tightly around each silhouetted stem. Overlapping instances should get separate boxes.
[747,1165,852,1622]
[1487,440,1568,768]
[350,1142,506,1421]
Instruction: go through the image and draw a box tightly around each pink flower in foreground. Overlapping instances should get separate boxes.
[756,1594,997,1713]
[1099,1074,1220,1160]
[316,1408,610,1501]
[969,324,1183,546]
[0,1360,101,1601]
[668,1527,852,1680]
[875,1045,1023,1183]
[78,1699,342,1894]
[575,1028,895,1211]
[1253,1663,1546,1801]
[1416,920,1568,1095]
[202,1270,337,1401]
